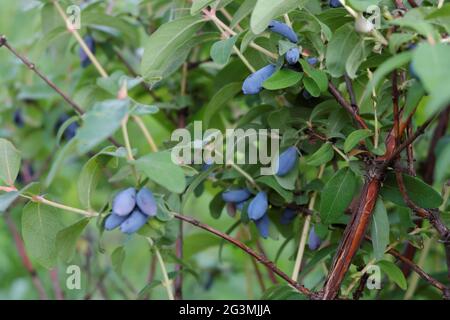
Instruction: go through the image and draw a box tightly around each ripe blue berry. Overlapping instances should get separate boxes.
[112,188,136,216]
[222,189,251,203]
[236,201,245,211]
[329,0,342,8]
[242,64,277,95]
[13,109,24,127]
[286,47,300,65]
[280,208,296,225]
[79,35,96,68]
[104,213,128,231]
[120,210,149,234]
[255,213,270,239]
[307,57,318,66]
[136,188,157,217]
[276,146,298,176]
[308,226,321,250]
[268,20,298,43]
[248,191,268,221]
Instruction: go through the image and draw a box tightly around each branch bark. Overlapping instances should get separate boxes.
[172,212,313,297]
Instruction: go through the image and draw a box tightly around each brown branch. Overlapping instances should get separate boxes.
[172,212,313,297]
[3,213,48,300]
[0,35,121,148]
[352,271,369,300]
[49,269,64,300]
[328,82,369,129]
[407,0,418,8]
[321,174,382,299]
[344,74,358,112]
[174,221,183,300]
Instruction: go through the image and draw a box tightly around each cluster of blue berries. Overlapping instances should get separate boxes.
[221,147,299,238]
[104,187,157,234]
[242,20,300,95]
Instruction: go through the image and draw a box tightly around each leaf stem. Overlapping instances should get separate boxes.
[146,237,174,300]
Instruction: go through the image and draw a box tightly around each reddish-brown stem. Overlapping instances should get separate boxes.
[344,74,358,112]
[174,221,183,300]
[0,35,121,147]
[321,175,382,299]
[49,269,64,300]
[328,82,368,129]
[172,212,312,297]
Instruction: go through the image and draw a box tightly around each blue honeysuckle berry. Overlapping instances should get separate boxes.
[255,213,270,239]
[268,20,298,43]
[307,57,319,66]
[112,187,137,216]
[286,47,300,65]
[136,187,157,217]
[308,226,322,250]
[13,109,25,127]
[236,201,245,211]
[248,191,268,221]
[120,209,149,234]
[79,35,96,68]
[276,146,298,176]
[64,121,79,140]
[280,208,297,225]
[242,64,277,95]
[329,0,342,8]
[302,90,312,100]
[104,213,129,231]
[222,188,251,203]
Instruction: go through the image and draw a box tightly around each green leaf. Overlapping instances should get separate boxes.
[345,40,371,79]
[319,168,357,224]
[299,60,328,92]
[412,43,450,116]
[361,51,412,105]
[344,129,373,153]
[250,0,299,34]
[56,218,90,263]
[306,143,334,166]
[378,260,407,290]
[210,35,238,65]
[347,0,380,11]
[325,24,360,78]
[231,0,257,28]
[76,99,129,154]
[370,199,389,261]
[141,15,205,81]
[256,176,293,202]
[135,151,186,194]
[0,138,21,185]
[78,147,116,210]
[380,173,443,209]
[203,82,242,128]
[263,69,303,90]
[111,246,126,276]
[0,183,35,213]
[191,0,216,14]
[22,202,64,269]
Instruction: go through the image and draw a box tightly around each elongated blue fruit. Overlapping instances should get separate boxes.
[255,213,270,239]
[242,64,277,95]
[280,208,296,225]
[307,57,318,66]
[104,213,128,231]
[286,47,300,65]
[329,0,342,8]
[308,226,321,250]
[236,201,246,211]
[222,189,251,203]
[120,210,149,234]
[276,146,298,176]
[79,35,96,68]
[248,191,268,221]
[13,109,24,128]
[268,20,298,43]
[112,188,136,216]
[136,188,157,217]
